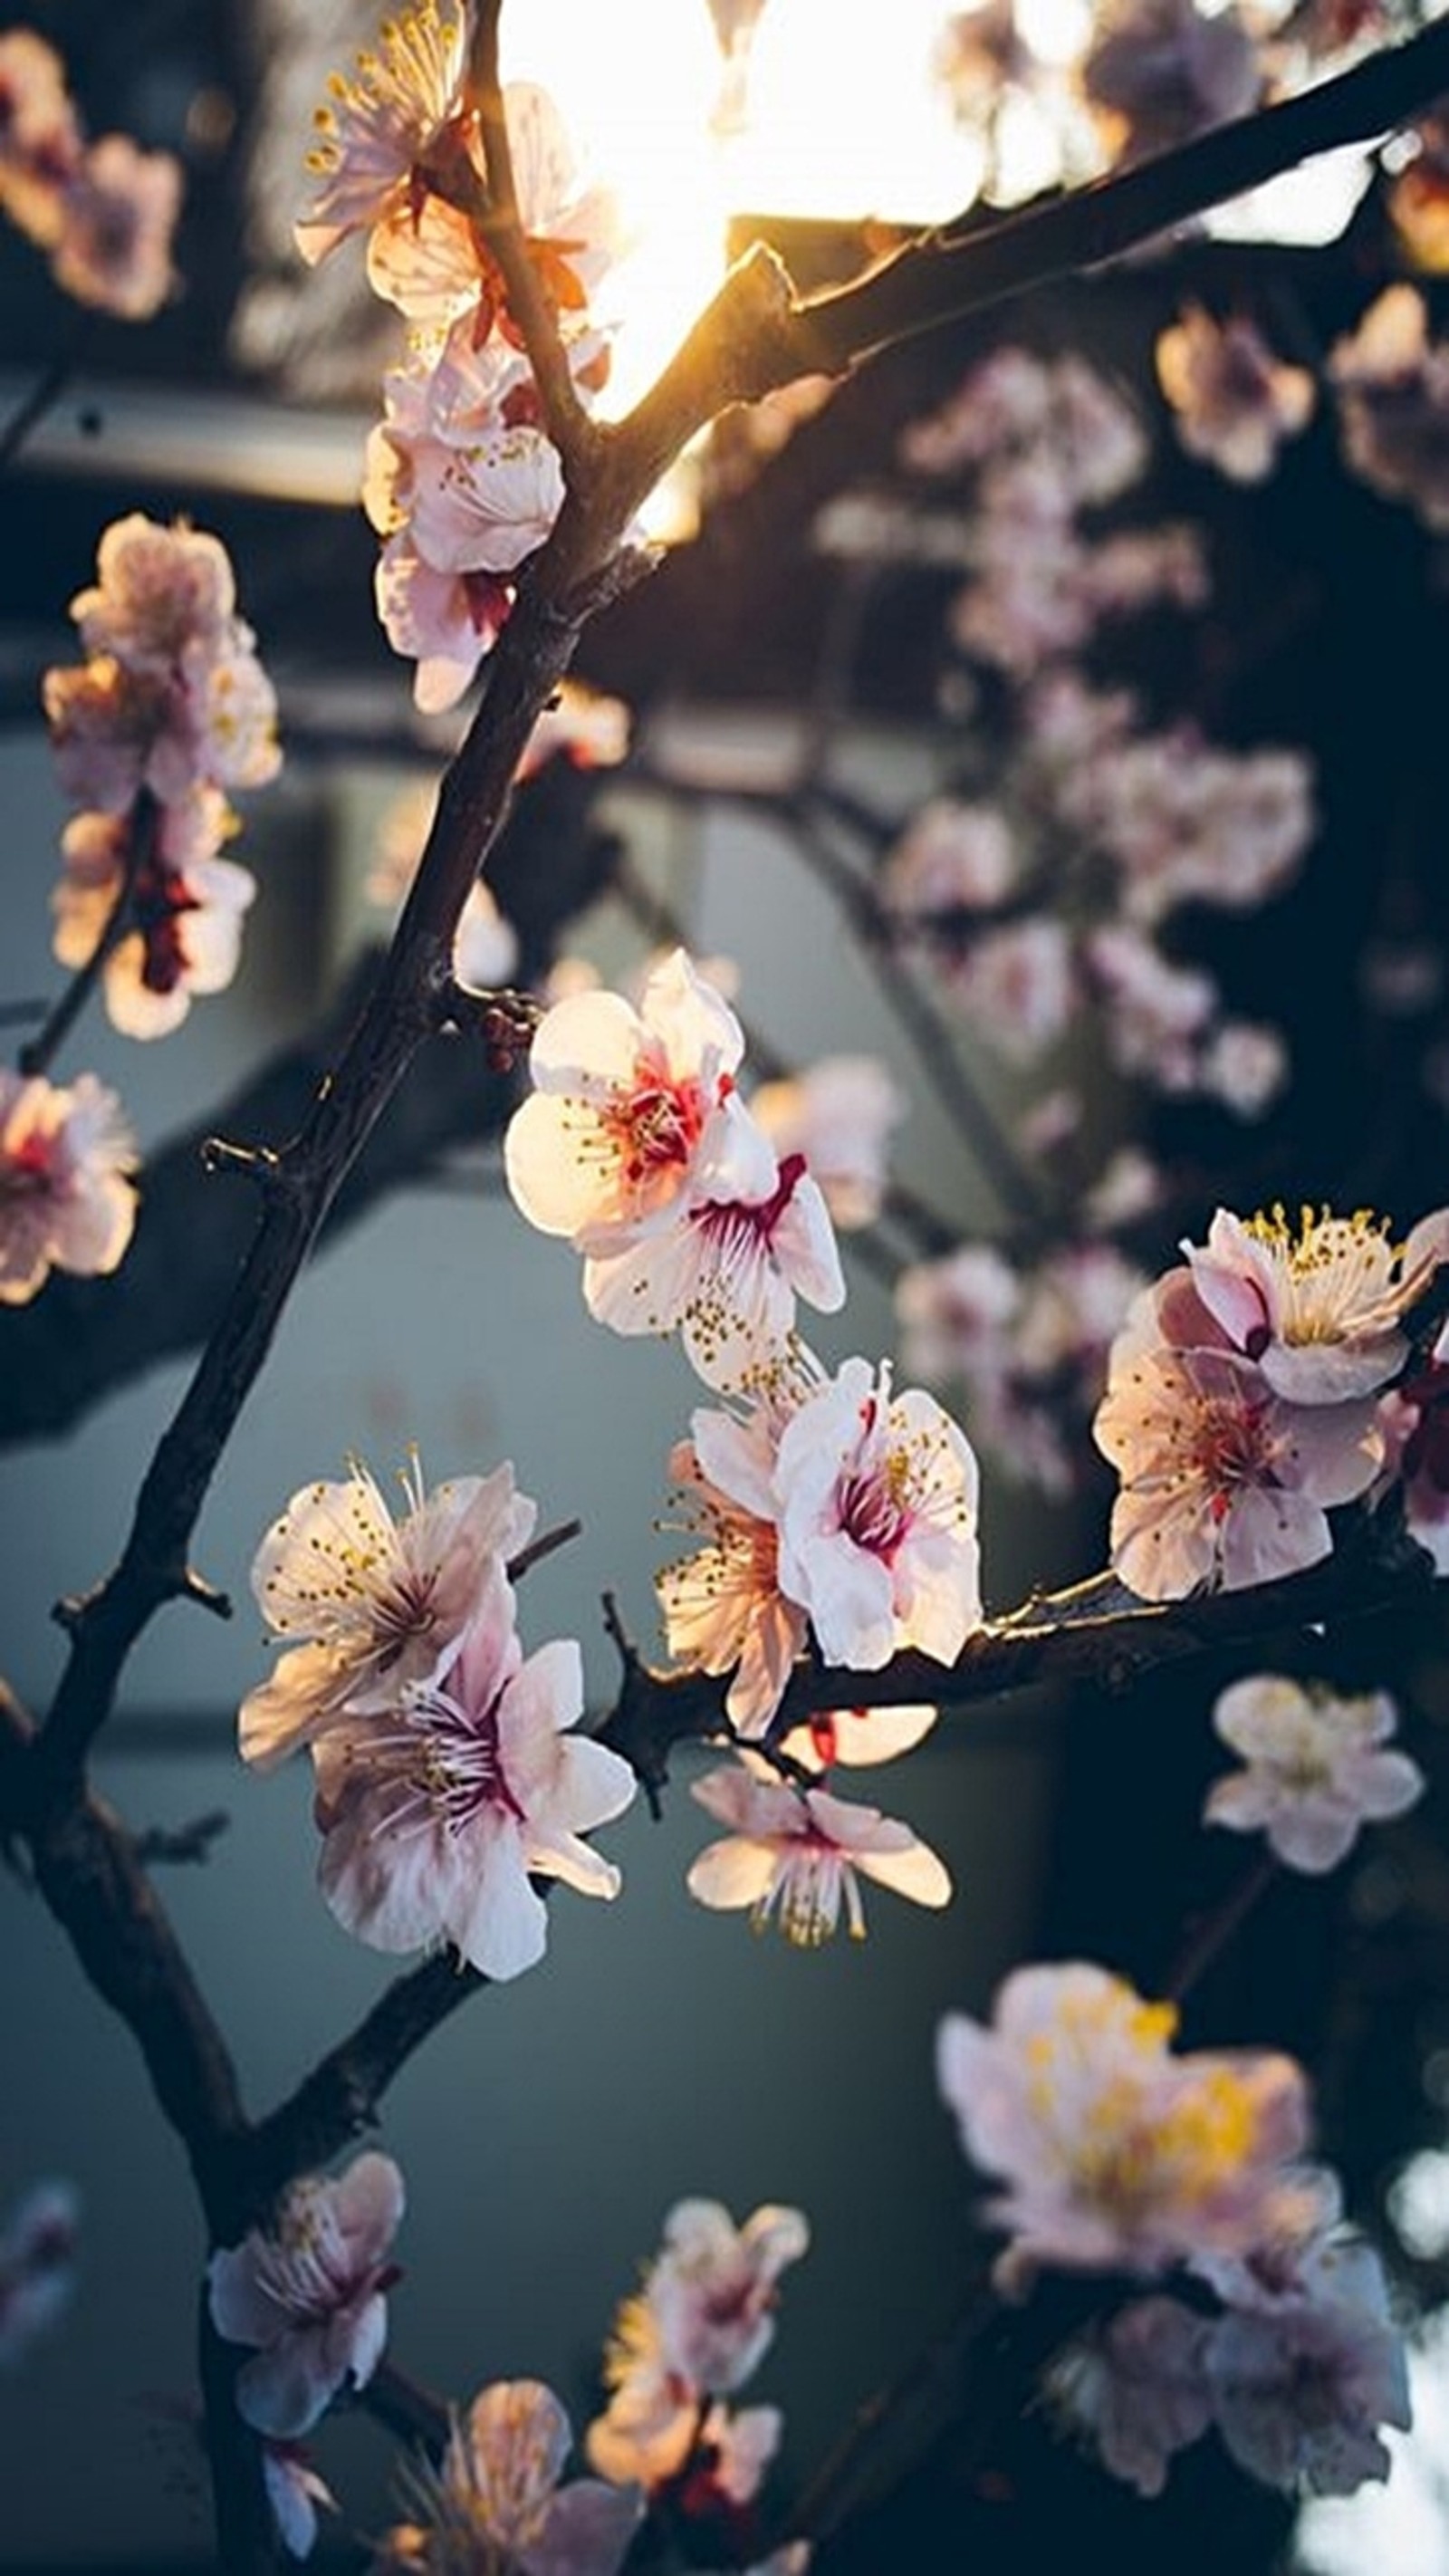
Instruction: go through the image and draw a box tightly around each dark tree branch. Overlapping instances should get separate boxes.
[597,1526,1437,1794]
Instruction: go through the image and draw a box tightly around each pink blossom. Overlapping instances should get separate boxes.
[773,1357,982,1672]
[0,1069,137,1304]
[70,515,237,675]
[644,2197,810,2398]
[53,843,257,1042]
[1156,306,1316,485]
[946,917,1076,1064]
[894,1245,1021,1387]
[1184,1203,1448,1404]
[1087,920,1216,1091]
[1204,1674,1423,1873]
[504,949,776,1260]
[206,2152,404,2438]
[1198,1020,1289,1119]
[751,1054,905,1231]
[1330,284,1449,532]
[239,1450,535,1767]
[656,1392,809,1736]
[0,30,82,248]
[1379,1360,1449,1572]
[374,534,511,714]
[1204,2236,1411,2494]
[53,133,181,320]
[936,1962,1315,2295]
[1094,1333,1380,1600]
[1062,729,1314,927]
[1049,2297,1214,2496]
[583,1148,844,1391]
[312,1562,635,1981]
[373,2378,643,2576]
[0,2180,80,2369]
[296,0,467,266]
[1082,0,1261,159]
[687,1764,952,1945]
[880,800,1018,920]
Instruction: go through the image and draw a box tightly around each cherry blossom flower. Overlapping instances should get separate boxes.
[657,1390,810,1736]
[1184,1202,1449,1404]
[687,1764,952,1945]
[583,1147,844,1392]
[312,1562,635,1981]
[505,949,776,1260]
[773,1357,983,1672]
[373,2378,642,2576]
[1048,2296,1214,2497]
[1086,921,1216,1091]
[0,30,82,247]
[880,799,1018,920]
[53,133,181,319]
[1330,284,1449,532]
[0,1069,137,1304]
[368,79,622,341]
[53,842,257,1041]
[1204,1674,1423,1873]
[936,1962,1315,2296]
[296,0,468,266]
[1198,1019,1289,1120]
[1082,0,1261,160]
[1094,1332,1381,1600]
[751,1055,905,1232]
[0,2180,80,2369]
[206,2152,404,2438]
[588,2195,809,2489]
[1204,2235,1411,2494]
[70,515,237,674]
[1156,307,1316,484]
[947,917,1077,1065]
[894,1245,1021,1388]
[238,1450,534,1767]
[1061,729,1314,926]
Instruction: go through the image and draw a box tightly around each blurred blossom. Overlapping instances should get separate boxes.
[1204,2236,1411,2495]
[1330,285,1449,531]
[937,1961,1315,2295]
[1087,920,1217,1091]
[1204,1674,1424,1873]
[1082,1145,1164,1233]
[1081,0,1261,161]
[1048,2297,1213,2495]
[896,1244,1021,1384]
[1198,1020,1289,1119]
[1156,306,1316,483]
[0,1069,137,1305]
[0,30,181,315]
[1059,728,1314,924]
[263,2444,338,2561]
[0,2180,80,2369]
[881,797,1018,919]
[947,916,1076,1063]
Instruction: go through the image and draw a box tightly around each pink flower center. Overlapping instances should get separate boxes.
[411,1683,528,1830]
[1185,1389,1277,1520]
[606,1072,707,1186]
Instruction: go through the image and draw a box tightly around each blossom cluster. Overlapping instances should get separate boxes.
[0,27,181,318]
[585,2196,811,2571]
[938,1961,1412,2502]
[868,352,1312,1116]
[1093,1202,1448,1600]
[238,1451,635,1982]
[299,4,622,709]
[503,945,984,1940]
[43,514,280,1039]
[0,2178,79,2371]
